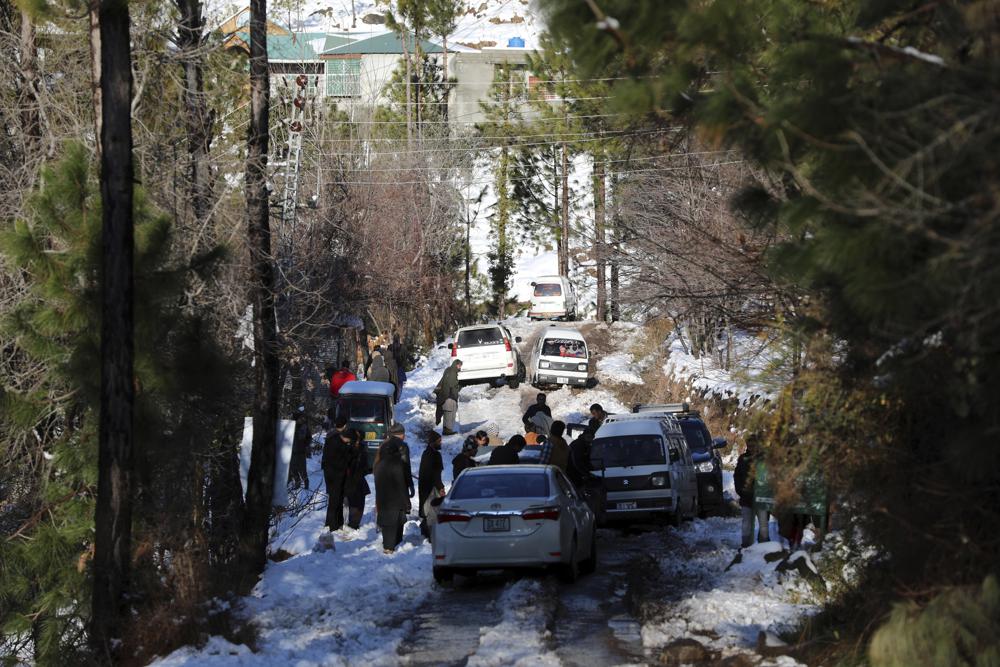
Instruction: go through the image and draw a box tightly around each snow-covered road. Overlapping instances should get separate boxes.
[153,318,822,667]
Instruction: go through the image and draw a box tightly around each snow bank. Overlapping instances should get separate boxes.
[663,332,780,405]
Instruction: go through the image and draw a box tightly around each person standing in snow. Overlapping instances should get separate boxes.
[367,352,392,384]
[489,434,526,465]
[289,407,312,490]
[522,393,552,429]
[567,429,595,487]
[734,435,769,548]
[418,431,445,539]
[434,359,462,435]
[388,333,406,401]
[452,437,479,479]
[322,426,351,530]
[546,421,570,471]
[374,428,412,552]
[329,360,357,399]
[343,429,370,529]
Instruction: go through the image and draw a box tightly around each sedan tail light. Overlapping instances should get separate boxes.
[521,506,561,521]
[437,509,472,523]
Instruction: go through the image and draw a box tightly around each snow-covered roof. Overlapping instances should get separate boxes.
[540,327,586,342]
[339,380,395,398]
[596,417,681,439]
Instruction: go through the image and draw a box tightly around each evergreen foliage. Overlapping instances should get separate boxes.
[0,144,238,662]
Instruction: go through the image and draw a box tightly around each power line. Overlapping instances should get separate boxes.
[306,127,680,147]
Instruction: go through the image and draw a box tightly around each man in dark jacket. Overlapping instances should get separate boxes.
[289,407,311,490]
[374,432,412,552]
[567,430,594,487]
[489,434,526,465]
[343,429,370,529]
[734,436,769,548]
[522,393,552,429]
[452,437,479,479]
[322,424,351,530]
[418,431,445,538]
[435,359,462,435]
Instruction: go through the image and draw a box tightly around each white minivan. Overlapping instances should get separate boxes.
[528,327,591,389]
[449,323,525,389]
[528,276,577,321]
[590,413,699,526]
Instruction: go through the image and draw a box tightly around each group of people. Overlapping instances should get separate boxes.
[325,332,409,405]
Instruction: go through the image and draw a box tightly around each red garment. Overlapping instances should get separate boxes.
[329,368,357,397]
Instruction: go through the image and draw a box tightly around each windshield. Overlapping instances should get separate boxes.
[457,327,504,347]
[451,473,550,499]
[680,421,710,453]
[541,337,586,358]
[591,435,665,468]
[533,283,562,297]
[337,396,386,423]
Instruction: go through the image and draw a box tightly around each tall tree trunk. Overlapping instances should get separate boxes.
[560,141,569,278]
[19,10,40,157]
[89,2,102,158]
[238,0,280,589]
[176,0,214,240]
[465,203,471,319]
[594,157,606,322]
[90,0,134,657]
[402,32,412,147]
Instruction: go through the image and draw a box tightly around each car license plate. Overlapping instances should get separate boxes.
[483,517,510,532]
[557,377,568,384]
[365,431,376,440]
[617,501,638,510]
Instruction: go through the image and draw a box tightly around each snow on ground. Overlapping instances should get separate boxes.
[466,580,561,667]
[595,322,644,385]
[664,332,783,405]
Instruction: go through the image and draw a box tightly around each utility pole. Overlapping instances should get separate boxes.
[560,140,569,278]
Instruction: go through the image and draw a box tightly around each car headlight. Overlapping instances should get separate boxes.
[577,364,587,372]
[650,474,669,487]
[696,461,715,473]
[540,361,550,368]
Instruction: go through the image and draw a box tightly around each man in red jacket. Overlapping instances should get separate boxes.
[329,360,357,399]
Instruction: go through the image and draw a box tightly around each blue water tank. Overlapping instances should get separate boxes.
[507,36,525,48]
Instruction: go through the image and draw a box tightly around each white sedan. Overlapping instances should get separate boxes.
[432,465,597,584]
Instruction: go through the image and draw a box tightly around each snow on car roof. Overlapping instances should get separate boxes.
[541,327,586,341]
[338,380,395,398]
[596,418,677,439]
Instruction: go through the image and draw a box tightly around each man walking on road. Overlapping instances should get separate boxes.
[734,435,769,548]
[435,359,462,435]
[375,425,412,552]
[343,429,370,529]
[418,431,445,539]
[322,424,351,530]
[367,352,392,384]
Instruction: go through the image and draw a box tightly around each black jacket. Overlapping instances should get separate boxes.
[567,437,592,487]
[522,403,552,427]
[293,419,312,457]
[374,439,411,516]
[452,452,476,479]
[489,444,520,466]
[378,437,413,495]
[418,446,444,518]
[734,452,756,508]
[322,430,350,472]
[344,442,368,496]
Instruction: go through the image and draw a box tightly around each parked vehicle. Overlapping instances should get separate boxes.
[527,326,591,389]
[335,380,396,466]
[432,465,597,583]
[591,413,699,526]
[448,323,525,388]
[528,276,577,321]
[634,403,728,515]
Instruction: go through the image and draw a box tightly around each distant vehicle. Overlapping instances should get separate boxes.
[448,323,525,389]
[634,403,728,515]
[528,326,591,389]
[592,413,698,525]
[335,380,396,466]
[528,276,577,321]
[432,465,597,583]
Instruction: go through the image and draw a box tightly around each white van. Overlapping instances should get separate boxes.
[590,413,698,526]
[528,276,577,321]
[528,327,590,388]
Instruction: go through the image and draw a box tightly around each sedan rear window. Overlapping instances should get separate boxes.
[457,327,504,347]
[533,283,562,297]
[591,435,665,468]
[451,473,550,499]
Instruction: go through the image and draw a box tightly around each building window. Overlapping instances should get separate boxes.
[326,59,361,97]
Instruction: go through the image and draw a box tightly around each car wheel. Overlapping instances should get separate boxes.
[581,529,597,575]
[558,536,580,583]
[433,566,453,585]
[667,504,681,528]
[507,374,520,389]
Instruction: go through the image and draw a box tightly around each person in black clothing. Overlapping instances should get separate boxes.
[418,431,445,538]
[322,426,351,530]
[374,436,411,552]
[522,393,552,429]
[452,437,479,479]
[489,434,526,465]
[289,407,311,490]
[589,403,608,426]
[343,429,370,529]
[567,430,595,487]
[734,436,769,548]
[377,423,414,498]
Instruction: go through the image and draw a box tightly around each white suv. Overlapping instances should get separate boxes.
[449,323,525,389]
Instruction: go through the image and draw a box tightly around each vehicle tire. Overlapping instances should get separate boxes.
[558,536,580,583]
[507,373,520,389]
[667,504,681,528]
[581,529,598,575]
[433,566,454,585]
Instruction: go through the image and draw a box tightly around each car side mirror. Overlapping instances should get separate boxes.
[669,449,680,463]
[447,342,453,349]
[530,281,536,287]
[515,336,522,343]
[712,437,727,449]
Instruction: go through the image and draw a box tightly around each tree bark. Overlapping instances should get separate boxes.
[594,157,606,322]
[19,9,40,156]
[89,2,102,159]
[90,0,134,657]
[560,141,569,277]
[175,0,214,238]
[238,0,280,589]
